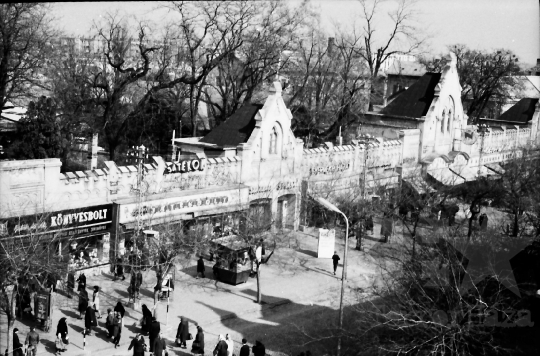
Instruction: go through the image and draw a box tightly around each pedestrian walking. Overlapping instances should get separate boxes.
[113,311,123,348]
[153,332,167,356]
[106,309,114,338]
[24,326,40,356]
[191,326,205,355]
[84,305,97,335]
[239,338,250,356]
[128,334,146,356]
[252,340,266,356]
[196,256,206,279]
[149,316,161,352]
[225,334,234,356]
[114,301,126,318]
[76,272,86,292]
[55,333,67,354]
[213,334,228,356]
[176,316,189,348]
[56,317,69,346]
[366,216,374,234]
[78,289,89,319]
[332,251,340,275]
[92,286,102,318]
[13,328,23,356]
[141,304,153,335]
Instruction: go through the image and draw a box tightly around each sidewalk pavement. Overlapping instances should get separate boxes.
[1,223,398,356]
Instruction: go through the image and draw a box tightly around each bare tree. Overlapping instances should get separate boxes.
[0,3,56,110]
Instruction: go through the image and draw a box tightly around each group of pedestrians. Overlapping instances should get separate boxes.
[12,327,40,356]
[213,334,266,356]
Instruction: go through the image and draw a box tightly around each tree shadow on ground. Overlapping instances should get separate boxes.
[240,289,287,305]
[42,338,57,354]
[60,308,80,320]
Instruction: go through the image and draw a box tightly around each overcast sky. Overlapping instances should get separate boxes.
[52,0,540,67]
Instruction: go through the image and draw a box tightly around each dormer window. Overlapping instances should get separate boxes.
[270,127,278,154]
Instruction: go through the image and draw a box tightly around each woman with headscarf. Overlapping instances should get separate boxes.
[84,305,97,335]
[153,331,167,356]
[78,288,89,319]
[191,326,205,355]
[225,334,234,356]
[92,286,102,318]
[76,272,86,291]
[213,334,228,356]
[141,304,153,335]
[13,328,23,356]
[175,316,189,348]
[56,317,69,345]
[114,301,126,318]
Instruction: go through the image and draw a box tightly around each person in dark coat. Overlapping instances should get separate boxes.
[196,256,205,278]
[366,216,374,234]
[112,312,123,348]
[213,334,228,356]
[13,328,24,356]
[176,316,189,348]
[114,301,126,318]
[332,251,340,275]
[84,305,97,335]
[149,316,161,352]
[252,340,266,356]
[128,334,146,356]
[114,257,125,281]
[153,332,167,356]
[191,326,205,354]
[56,317,69,344]
[78,289,89,319]
[76,273,86,292]
[141,304,153,335]
[239,338,249,356]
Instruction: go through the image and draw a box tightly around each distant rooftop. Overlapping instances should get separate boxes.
[380,72,441,118]
[199,103,263,148]
[495,98,539,124]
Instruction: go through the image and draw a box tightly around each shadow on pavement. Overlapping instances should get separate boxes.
[296,248,318,258]
[60,308,80,320]
[42,338,57,354]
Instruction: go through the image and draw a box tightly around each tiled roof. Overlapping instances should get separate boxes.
[199,104,263,147]
[380,72,441,118]
[496,98,539,123]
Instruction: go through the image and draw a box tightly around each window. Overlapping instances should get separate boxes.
[441,110,445,133]
[270,127,278,154]
[447,110,452,132]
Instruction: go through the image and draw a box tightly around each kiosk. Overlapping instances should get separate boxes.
[210,236,252,285]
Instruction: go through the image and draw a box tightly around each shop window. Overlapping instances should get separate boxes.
[269,127,278,154]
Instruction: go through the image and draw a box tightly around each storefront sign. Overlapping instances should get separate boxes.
[119,192,235,224]
[164,158,206,175]
[0,204,113,238]
[249,180,300,195]
[310,162,350,175]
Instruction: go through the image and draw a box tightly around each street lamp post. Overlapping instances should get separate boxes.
[477,123,488,177]
[313,197,349,356]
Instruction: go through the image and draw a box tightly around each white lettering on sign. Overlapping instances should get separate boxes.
[164,158,206,175]
[50,209,108,228]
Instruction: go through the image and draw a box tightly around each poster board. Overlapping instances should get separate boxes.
[317,228,335,258]
[34,293,50,320]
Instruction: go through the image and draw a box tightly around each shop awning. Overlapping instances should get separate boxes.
[402,178,436,195]
[427,168,465,186]
[450,165,478,182]
[485,163,505,175]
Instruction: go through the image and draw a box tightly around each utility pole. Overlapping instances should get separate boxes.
[128,145,148,266]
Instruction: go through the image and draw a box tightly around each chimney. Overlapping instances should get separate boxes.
[327,37,335,56]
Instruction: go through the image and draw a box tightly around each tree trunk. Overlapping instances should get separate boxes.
[513,209,519,237]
